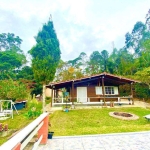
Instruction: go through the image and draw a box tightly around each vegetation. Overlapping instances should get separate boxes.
[24,97,42,119]
[0,100,42,145]
[0,79,29,101]
[0,33,26,80]
[29,19,61,110]
[49,107,150,136]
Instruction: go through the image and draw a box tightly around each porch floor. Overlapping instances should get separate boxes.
[37,131,150,150]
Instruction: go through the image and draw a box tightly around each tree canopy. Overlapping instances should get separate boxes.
[29,20,61,84]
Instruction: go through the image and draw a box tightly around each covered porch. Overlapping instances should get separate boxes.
[46,72,139,107]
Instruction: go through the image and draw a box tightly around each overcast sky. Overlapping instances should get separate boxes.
[0,0,149,61]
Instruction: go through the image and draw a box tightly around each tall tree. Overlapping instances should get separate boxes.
[87,51,102,75]
[0,33,22,52]
[29,18,61,111]
[107,48,118,74]
[101,50,109,72]
[0,33,26,79]
[125,21,146,56]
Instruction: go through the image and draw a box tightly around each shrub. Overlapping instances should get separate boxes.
[0,79,29,101]
[24,95,42,119]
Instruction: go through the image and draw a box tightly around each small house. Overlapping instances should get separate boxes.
[46,72,139,106]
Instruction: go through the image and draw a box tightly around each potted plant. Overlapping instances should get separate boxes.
[48,131,54,139]
[48,122,54,139]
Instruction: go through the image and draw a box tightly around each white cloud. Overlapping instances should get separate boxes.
[0,0,149,61]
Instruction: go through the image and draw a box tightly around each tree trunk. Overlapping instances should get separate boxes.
[42,84,46,112]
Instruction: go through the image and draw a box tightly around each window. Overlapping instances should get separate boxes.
[95,86,118,95]
[95,86,102,95]
[105,86,114,95]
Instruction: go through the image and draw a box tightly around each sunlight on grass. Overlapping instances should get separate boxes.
[49,107,150,136]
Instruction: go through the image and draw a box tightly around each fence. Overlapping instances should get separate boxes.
[0,112,49,150]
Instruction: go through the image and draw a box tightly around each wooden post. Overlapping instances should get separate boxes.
[102,77,106,106]
[42,84,46,112]
[131,82,134,105]
[51,88,53,107]
[71,81,74,105]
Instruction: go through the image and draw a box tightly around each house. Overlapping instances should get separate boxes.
[46,72,139,106]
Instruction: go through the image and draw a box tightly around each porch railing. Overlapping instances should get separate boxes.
[0,112,49,150]
[52,96,132,105]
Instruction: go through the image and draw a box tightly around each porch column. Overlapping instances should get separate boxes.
[130,82,134,105]
[102,76,106,106]
[51,88,53,107]
[72,81,74,104]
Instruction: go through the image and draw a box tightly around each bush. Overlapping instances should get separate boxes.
[24,95,42,119]
[134,83,150,100]
[0,79,29,101]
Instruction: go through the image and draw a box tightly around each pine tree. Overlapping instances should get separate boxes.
[29,18,61,111]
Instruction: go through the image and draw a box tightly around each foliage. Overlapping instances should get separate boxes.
[24,95,42,119]
[30,82,42,96]
[16,66,34,80]
[0,33,22,51]
[0,123,8,132]
[55,52,87,81]
[134,83,150,100]
[0,79,29,101]
[119,84,131,96]
[135,67,150,88]
[0,33,26,80]
[29,20,61,84]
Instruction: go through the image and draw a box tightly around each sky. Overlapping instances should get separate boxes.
[0,0,149,61]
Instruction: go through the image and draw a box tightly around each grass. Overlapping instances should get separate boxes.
[0,101,43,145]
[1,105,150,145]
[0,109,34,145]
[49,107,150,136]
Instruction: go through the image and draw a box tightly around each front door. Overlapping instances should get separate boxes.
[77,87,87,103]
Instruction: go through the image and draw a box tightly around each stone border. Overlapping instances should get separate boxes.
[109,112,139,120]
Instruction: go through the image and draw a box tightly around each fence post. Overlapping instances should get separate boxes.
[12,143,21,150]
[38,114,49,144]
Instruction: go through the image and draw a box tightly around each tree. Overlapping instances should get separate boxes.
[0,33,22,52]
[16,66,34,80]
[107,48,118,74]
[29,19,61,111]
[0,79,29,101]
[87,51,102,75]
[0,33,26,79]
[125,22,146,56]
[101,50,109,72]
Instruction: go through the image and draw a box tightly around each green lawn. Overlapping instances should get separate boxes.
[0,109,35,145]
[1,106,150,145]
[49,107,150,136]
[0,101,43,145]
